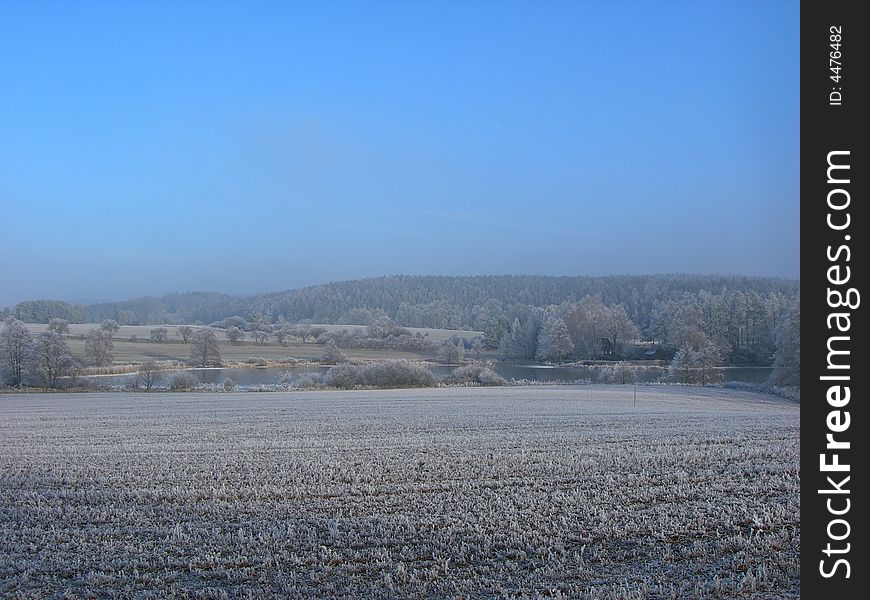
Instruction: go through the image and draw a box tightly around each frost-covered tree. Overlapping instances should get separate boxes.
[696,339,724,385]
[437,340,465,364]
[226,326,245,345]
[602,304,639,357]
[665,345,699,384]
[150,327,169,343]
[274,327,291,345]
[252,330,269,345]
[223,316,247,330]
[134,360,161,390]
[47,318,70,335]
[100,319,120,335]
[29,331,74,388]
[483,318,508,350]
[319,340,348,364]
[770,300,800,388]
[665,341,722,385]
[294,324,311,343]
[500,317,540,360]
[84,328,114,366]
[535,315,573,362]
[367,316,395,339]
[190,330,221,367]
[564,296,606,357]
[177,325,194,343]
[1,318,33,386]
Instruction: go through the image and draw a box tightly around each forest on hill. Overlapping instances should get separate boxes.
[4,274,799,368]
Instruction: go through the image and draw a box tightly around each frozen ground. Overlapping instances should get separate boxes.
[0,386,799,598]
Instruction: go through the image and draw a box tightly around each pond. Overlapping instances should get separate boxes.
[93,364,773,387]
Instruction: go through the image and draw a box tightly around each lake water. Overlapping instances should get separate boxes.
[96,364,773,387]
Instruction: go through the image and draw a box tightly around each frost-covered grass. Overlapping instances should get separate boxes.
[0,386,799,597]
[21,322,484,365]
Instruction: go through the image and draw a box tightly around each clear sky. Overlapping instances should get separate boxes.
[1,1,799,307]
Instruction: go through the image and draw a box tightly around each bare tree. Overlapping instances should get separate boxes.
[190,329,221,367]
[84,328,114,366]
[177,325,194,343]
[135,360,161,390]
[29,331,74,388]
[226,326,245,345]
[150,327,169,343]
[47,318,70,335]
[252,330,269,345]
[1,318,33,386]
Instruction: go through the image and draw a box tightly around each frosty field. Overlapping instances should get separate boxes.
[0,386,799,598]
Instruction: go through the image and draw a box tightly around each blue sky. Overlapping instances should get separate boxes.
[0,1,799,306]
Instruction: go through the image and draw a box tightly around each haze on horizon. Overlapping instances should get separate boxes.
[0,1,799,308]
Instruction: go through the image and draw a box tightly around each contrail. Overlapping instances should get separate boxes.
[490,121,521,140]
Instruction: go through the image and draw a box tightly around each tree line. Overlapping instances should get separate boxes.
[0,318,222,388]
[3,274,799,368]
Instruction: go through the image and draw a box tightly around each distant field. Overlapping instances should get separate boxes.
[0,386,799,597]
[22,323,484,364]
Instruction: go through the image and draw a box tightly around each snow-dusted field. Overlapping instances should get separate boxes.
[0,386,799,598]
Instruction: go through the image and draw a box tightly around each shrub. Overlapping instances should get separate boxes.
[445,364,507,386]
[323,360,437,390]
[361,360,437,388]
[596,365,637,384]
[319,340,348,364]
[723,381,800,402]
[324,363,359,390]
[283,371,325,389]
[222,378,237,392]
[169,372,199,391]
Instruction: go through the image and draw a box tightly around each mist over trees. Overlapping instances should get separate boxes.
[10,300,85,324]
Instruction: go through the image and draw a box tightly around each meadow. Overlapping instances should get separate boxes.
[0,386,799,597]
[22,323,483,365]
